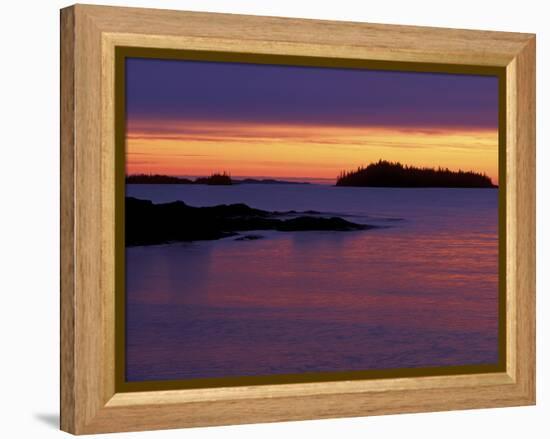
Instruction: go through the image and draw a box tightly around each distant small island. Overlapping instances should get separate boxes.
[236,178,309,185]
[126,172,232,185]
[336,160,497,188]
[126,173,310,186]
[126,197,373,246]
[194,173,232,185]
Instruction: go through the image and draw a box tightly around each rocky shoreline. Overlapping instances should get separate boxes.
[126,197,375,246]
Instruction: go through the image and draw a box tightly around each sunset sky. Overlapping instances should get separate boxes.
[125,58,499,184]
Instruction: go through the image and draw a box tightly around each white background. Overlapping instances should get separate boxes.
[0,0,547,437]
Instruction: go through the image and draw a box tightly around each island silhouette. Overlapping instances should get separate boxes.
[127,161,495,188]
[336,160,496,188]
[126,172,312,186]
[125,161,497,245]
[127,172,232,185]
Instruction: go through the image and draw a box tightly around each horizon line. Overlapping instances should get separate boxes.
[125,173,335,185]
[125,160,497,186]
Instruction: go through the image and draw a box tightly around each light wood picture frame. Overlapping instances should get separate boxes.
[60,4,535,435]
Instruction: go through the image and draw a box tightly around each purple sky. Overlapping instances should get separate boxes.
[126,57,499,129]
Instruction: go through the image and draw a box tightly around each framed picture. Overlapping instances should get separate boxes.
[60,4,536,434]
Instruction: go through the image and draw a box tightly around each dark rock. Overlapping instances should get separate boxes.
[126,197,377,246]
[234,235,264,241]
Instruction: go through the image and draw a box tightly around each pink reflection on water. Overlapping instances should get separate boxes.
[125,186,499,381]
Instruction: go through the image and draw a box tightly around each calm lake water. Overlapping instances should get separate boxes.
[125,183,499,381]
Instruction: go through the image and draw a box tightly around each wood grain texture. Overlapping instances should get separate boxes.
[60,4,536,434]
[512,37,536,399]
[60,6,75,433]
[505,58,518,382]
[82,4,531,66]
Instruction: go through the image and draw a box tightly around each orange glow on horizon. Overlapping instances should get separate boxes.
[126,119,499,185]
